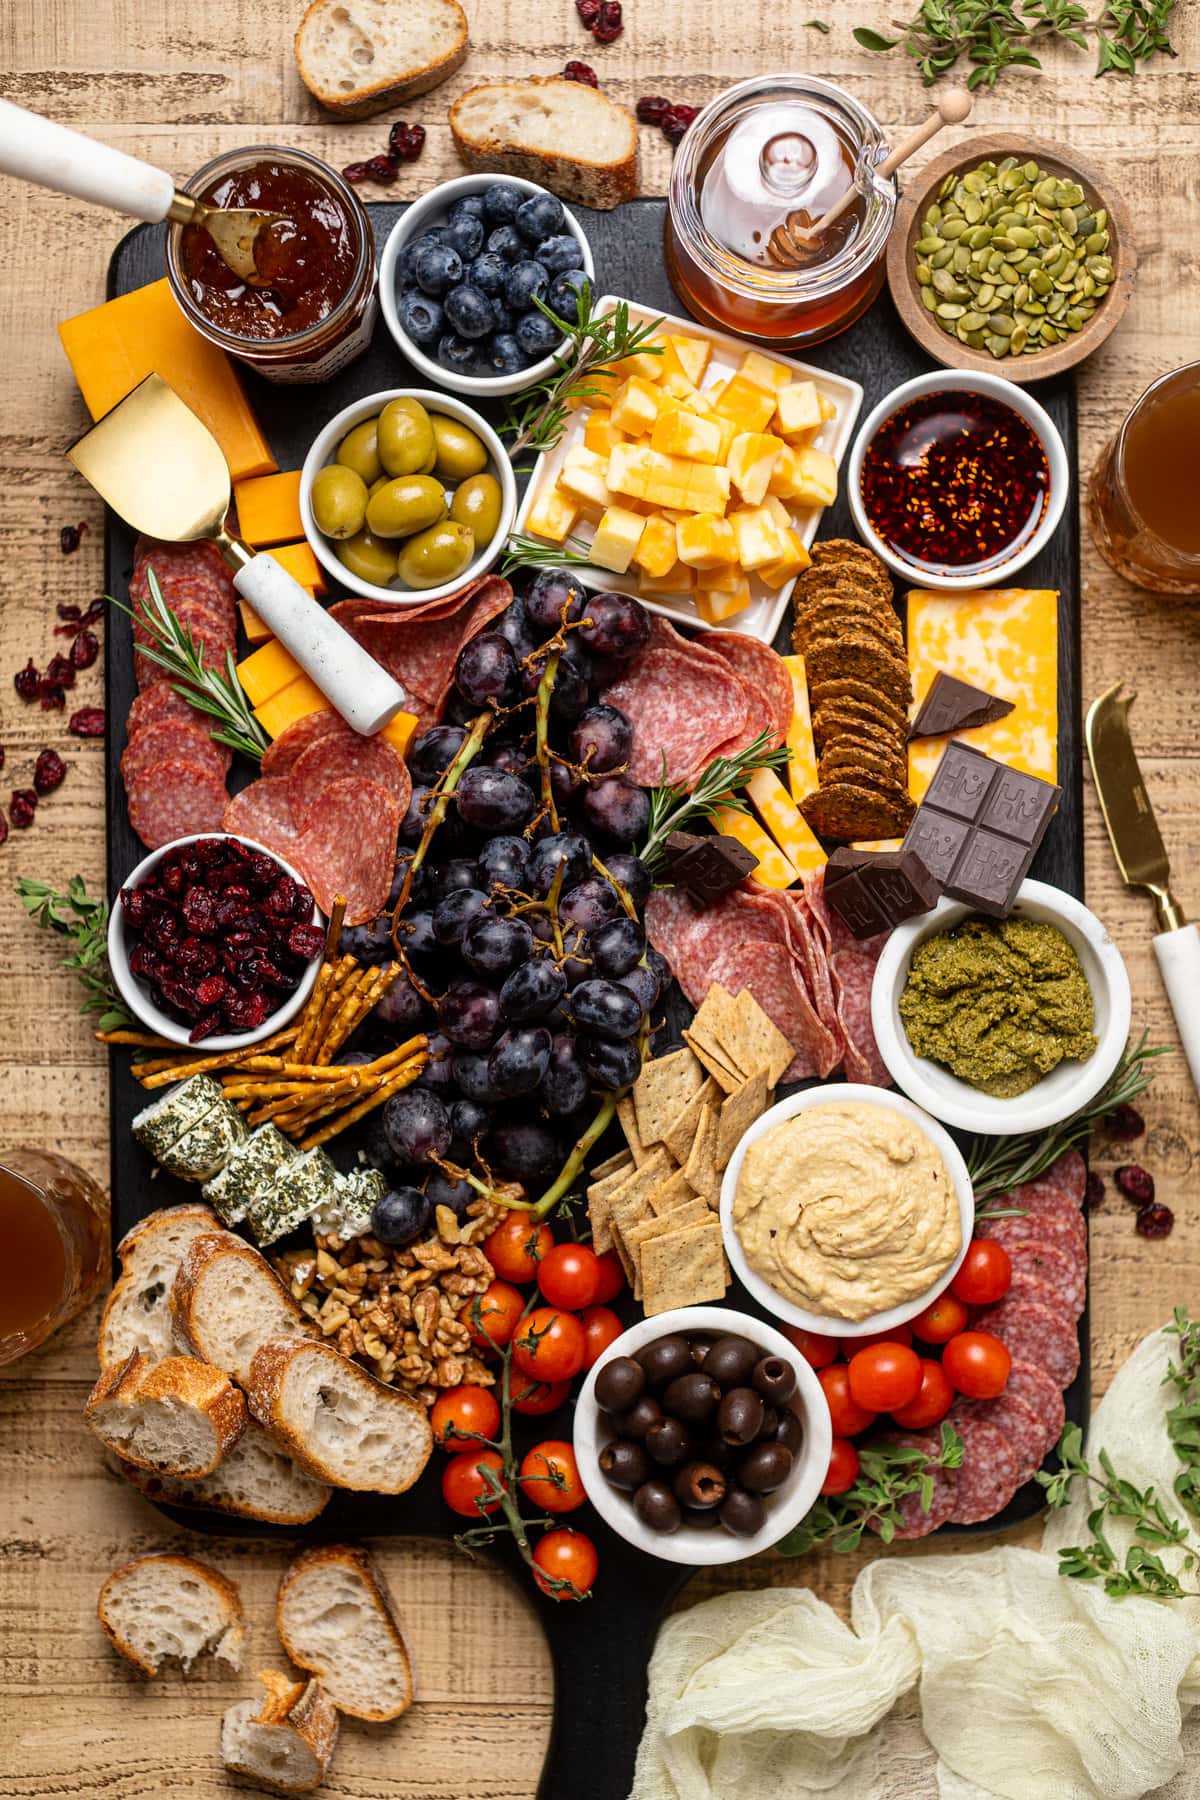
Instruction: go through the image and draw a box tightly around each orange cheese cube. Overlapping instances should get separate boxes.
[695,562,744,593]
[676,514,737,570]
[712,373,778,434]
[610,347,664,383]
[236,638,304,707]
[239,600,274,645]
[728,432,782,505]
[738,349,791,392]
[561,445,614,510]
[253,674,330,739]
[610,376,661,437]
[773,381,823,440]
[526,482,580,545]
[650,408,721,464]
[669,335,712,386]
[679,462,731,514]
[696,581,752,623]
[590,505,646,574]
[731,506,788,571]
[639,563,695,595]
[759,528,812,589]
[269,541,326,595]
[818,392,838,423]
[584,411,625,456]
[380,711,420,758]
[633,515,678,580]
[761,494,792,529]
[233,470,303,547]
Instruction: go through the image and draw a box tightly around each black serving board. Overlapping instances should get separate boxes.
[103,199,1087,1800]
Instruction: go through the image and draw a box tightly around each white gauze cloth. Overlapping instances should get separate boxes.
[632,1323,1200,1800]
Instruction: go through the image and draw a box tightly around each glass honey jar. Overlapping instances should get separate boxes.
[665,75,897,348]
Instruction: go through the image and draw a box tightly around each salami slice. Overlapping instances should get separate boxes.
[973,1295,1080,1389]
[955,1392,1047,1485]
[126,682,233,772]
[135,595,236,689]
[599,618,749,788]
[131,537,236,607]
[331,574,514,731]
[222,778,300,859]
[289,725,412,832]
[260,711,342,779]
[293,777,401,925]
[829,946,890,1086]
[945,1409,1020,1524]
[874,1431,960,1539]
[704,634,793,757]
[772,886,841,1052]
[976,1210,1087,1256]
[1006,1236,1086,1317]
[1004,1356,1067,1456]
[126,758,229,849]
[1020,1150,1086,1208]
[121,720,228,787]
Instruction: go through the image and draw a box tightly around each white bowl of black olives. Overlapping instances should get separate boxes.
[573,1307,833,1565]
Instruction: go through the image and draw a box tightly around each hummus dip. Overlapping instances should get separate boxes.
[732,1102,961,1322]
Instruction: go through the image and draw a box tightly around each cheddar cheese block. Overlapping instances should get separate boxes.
[268,542,327,596]
[711,804,800,890]
[781,655,818,806]
[745,768,824,879]
[237,640,304,708]
[233,471,303,547]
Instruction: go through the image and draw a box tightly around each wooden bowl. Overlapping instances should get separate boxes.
[887,131,1136,383]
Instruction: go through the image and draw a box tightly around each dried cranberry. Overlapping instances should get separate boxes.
[564,60,599,83]
[182,886,219,935]
[195,975,232,1008]
[161,862,185,897]
[248,852,281,889]
[69,706,106,737]
[592,0,623,39]
[1115,1163,1154,1206]
[39,686,65,712]
[32,749,66,795]
[388,121,426,161]
[636,95,673,123]
[189,1011,223,1044]
[576,0,602,21]
[56,603,82,623]
[288,923,326,961]
[0,813,7,847]
[365,154,397,184]
[14,660,40,701]
[121,886,150,927]
[70,629,99,670]
[143,911,180,951]
[662,103,699,145]
[266,876,298,916]
[1106,1103,1145,1140]
[225,991,271,1032]
[81,597,107,626]
[45,656,76,691]
[10,789,37,828]
[342,161,370,184]
[1084,1170,1105,1211]
[0,747,5,772]
[1136,1202,1174,1239]
[60,521,88,554]
[158,977,202,1020]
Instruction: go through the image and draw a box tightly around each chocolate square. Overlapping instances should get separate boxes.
[908,671,1015,740]
[923,741,996,820]
[825,871,889,937]
[663,830,757,905]
[901,743,1061,919]
[948,831,1031,917]
[903,812,972,884]
[824,846,942,939]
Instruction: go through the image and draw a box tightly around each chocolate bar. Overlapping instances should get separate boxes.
[908,672,1015,740]
[902,742,1060,917]
[662,830,757,905]
[824,846,942,939]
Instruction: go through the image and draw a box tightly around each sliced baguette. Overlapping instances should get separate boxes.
[222,1671,339,1795]
[277,1545,413,1722]
[247,1338,433,1493]
[98,1204,228,1368]
[449,78,639,209]
[86,1350,247,1479]
[170,1233,316,1385]
[98,1552,243,1677]
[295,0,468,119]
[118,1420,332,1526]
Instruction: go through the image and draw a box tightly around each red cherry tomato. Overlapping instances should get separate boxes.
[484,1215,554,1284]
[538,1242,602,1310]
[512,1306,587,1383]
[533,1527,598,1600]
[847,1342,923,1413]
[430,1384,500,1452]
[942,1330,1012,1398]
[817,1363,877,1437]
[464,1280,525,1351]
[580,1304,624,1369]
[441,1448,506,1517]
[951,1238,1013,1307]
[849,1324,913,1351]
[821,1438,860,1496]
[591,1247,626,1305]
[890,1358,955,1430]
[911,1292,970,1345]
[518,1440,587,1513]
[511,1376,571,1417]
[780,1325,839,1369]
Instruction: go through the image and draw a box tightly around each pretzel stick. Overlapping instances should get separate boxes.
[97,1029,181,1049]
[302,959,362,1060]
[134,1028,302,1088]
[316,964,402,1064]
[298,1056,427,1150]
[323,896,347,957]
[310,967,374,1065]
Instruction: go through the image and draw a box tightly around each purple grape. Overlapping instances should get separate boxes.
[388,850,432,909]
[437,979,502,1048]
[373,971,426,1031]
[409,725,467,784]
[577,591,651,660]
[646,945,671,990]
[499,958,567,1022]
[583,777,651,844]
[400,783,434,844]
[424,1168,474,1219]
[549,654,590,722]
[570,978,643,1041]
[541,1033,590,1116]
[372,1185,433,1247]
[561,877,619,930]
[550,759,581,807]
[456,631,519,707]
[435,858,481,897]
[456,766,536,832]
[339,914,395,964]
[448,1096,490,1155]
[415,1031,454,1092]
[617,963,660,1011]
[452,1049,499,1103]
[396,908,441,970]
[604,852,651,913]
[461,911,533,977]
[489,1026,552,1097]
[560,925,591,986]
[590,916,646,977]
[493,596,536,659]
[477,835,530,892]
[528,831,590,897]
[569,703,632,773]
[482,741,529,778]
[580,1034,641,1090]
[524,569,588,632]
[383,1089,451,1164]
[432,887,488,947]
[492,1119,562,1186]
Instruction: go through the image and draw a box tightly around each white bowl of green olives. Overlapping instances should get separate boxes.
[300,388,517,604]
[574,1307,832,1565]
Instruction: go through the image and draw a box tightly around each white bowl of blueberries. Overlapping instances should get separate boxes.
[379,174,596,396]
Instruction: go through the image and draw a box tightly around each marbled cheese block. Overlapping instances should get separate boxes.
[781,654,819,806]
[746,767,825,878]
[712,803,800,890]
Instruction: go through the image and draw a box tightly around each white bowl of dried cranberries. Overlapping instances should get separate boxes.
[109,834,326,1050]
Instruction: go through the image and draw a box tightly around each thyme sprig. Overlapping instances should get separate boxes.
[1164,1306,1200,1522]
[639,731,791,874]
[17,874,132,1032]
[779,1423,965,1555]
[500,534,597,580]
[501,286,666,463]
[853,0,1176,85]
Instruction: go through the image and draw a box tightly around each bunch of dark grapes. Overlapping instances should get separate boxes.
[338,572,669,1248]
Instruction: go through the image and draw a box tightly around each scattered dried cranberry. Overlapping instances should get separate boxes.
[56,603,82,624]
[342,161,370,184]
[0,747,5,773]
[69,707,106,737]
[60,521,88,555]
[636,95,673,123]
[81,597,107,626]
[288,923,327,960]
[70,629,99,670]
[33,749,66,795]
[365,154,397,184]
[576,0,602,21]
[45,655,75,691]
[14,660,40,701]
[593,0,623,39]
[1136,1202,1174,1238]
[1084,1169,1105,1210]
[388,121,426,162]
[662,103,699,145]
[39,686,65,712]
[1115,1163,1154,1206]
[1106,1103,1145,1140]
[10,789,37,829]
[564,60,599,83]
[0,813,7,847]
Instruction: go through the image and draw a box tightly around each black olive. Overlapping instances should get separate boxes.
[717,1385,765,1446]
[662,1371,721,1422]
[702,1334,759,1389]
[693,1434,736,1473]
[757,1403,780,1442]
[718,1485,766,1538]
[681,1503,722,1530]
[599,1438,650,1491]
[633,1479,682,1533]
[672,1460,727,1509]
[637,1334,694,1387]
[594,1355,645,1413]
[738,1440,794,1493]
[773,1410,805,1456]
[645,1416,691,1468]
[752,1353,797,1405]
[617,1394,663,1440]
[687,1336,711,1368]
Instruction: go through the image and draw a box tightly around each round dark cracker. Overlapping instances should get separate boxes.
[810,677,909,731]
[805,603,904,658]
[818,762,912,803]
[813,699,909,751]
[807,542,894,599]
[799,781,917,842]
[819,743,911,791]
[793,575,898,637]
[805,633,913,710]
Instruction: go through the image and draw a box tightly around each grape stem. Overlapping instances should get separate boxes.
[533,647,561,834]
[390,710,493,944]
[530,1092,618,1219]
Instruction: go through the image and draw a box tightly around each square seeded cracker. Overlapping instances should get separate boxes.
[716,1067,771,1169]
[726,990,793,1088]
[616,1095,648,1164]
[647,1168,697,1217]
[592,1148,634,1182]
[662,1077,720,1166]
[633,1047,705,1145]
[683,1029,744,1094]
[682,1100,721,1204]
[641,1220,729,1316]
[625,1200,713,1300]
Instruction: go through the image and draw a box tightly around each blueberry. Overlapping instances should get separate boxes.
[505,259,549,311]
[398,290,445,347]
[437,332,481,374]
[468,251,508,296]
[414,242,463,297]
[516,309,562,358]
[449,193,487,224]
[547,267,590,322]
[516,192,566,244]
[482,182,525,227]
[488,333,527,376]
[398,227,450,282]
[486,224,524,264]
[537,233,584,274]
[489,296,515,335]
[444,282,495,340]
[445,212,485,260]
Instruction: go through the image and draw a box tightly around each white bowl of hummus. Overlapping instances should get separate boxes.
[720,1087,974,1339]
[870,880,1131,1136]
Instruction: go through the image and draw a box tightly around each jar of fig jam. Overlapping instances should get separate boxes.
[166,146,378,384]
[666,75,896,347]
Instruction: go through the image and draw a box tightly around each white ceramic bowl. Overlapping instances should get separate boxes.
[719,1085,975,1340]
[300,388,516,606]
[109,833,324,1051]
[378,175,596,398]
[574,1305,832,1566]
[871,878,1131,1136]
[846,370,1069,590]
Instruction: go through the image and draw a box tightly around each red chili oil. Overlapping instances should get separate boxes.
[859,390,1051,574]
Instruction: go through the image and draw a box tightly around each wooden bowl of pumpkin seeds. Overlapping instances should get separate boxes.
[887,132,1135,383]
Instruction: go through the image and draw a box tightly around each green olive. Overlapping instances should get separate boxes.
[449,472,503,545]
[431,414,489,482]
[310,463,368,540]
[336,418,383,486]
[396,520,476,590]
[378,397,435,478]
[337,527,399,587]
[366,475,449,540]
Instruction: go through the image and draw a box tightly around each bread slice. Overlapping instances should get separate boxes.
[295,0,468,119]
[98,1204,227,1368]
[98,1552,243,1677]
[170,1233,316,1385]
[118,1421,332,1525]
[449,79,639,209]
[247,1338,432,1493]
[277,1545,413,1722]
[221,1671,339,1795]
[86,1350,247,1479]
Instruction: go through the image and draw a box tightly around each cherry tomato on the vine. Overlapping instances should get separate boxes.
[538,1242,601,1310]
[817,1363,876,1437]
[580,1304,624,1369]
[518,1440,587,1513]
[821,1439,860,1495]
[847,1342,923,1413]
[484,1215,554,1284]
[780,1325,839,1370]
[511,1376,571,1417]
[442,1447,506,1517]
[950,1238,1013,1307]
[890,1358,955,1430]
[512,1305,587,1383]
[464,1280,525,1350]
[911,1292,969,1345]
[591,1247,626,1305]
[533,1527,598,1600]
[942,1330,1011,1398]
[430,1384,500,1451]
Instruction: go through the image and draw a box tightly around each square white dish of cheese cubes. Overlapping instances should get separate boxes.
[513,296,863,646]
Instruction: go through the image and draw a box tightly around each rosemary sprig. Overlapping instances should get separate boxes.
[853,0,1175,86]
[638,731,791,874]
[501,286,666,463]
[967,1029,1170,1209]
[111,566,268,763]
[779,1423,964,1555]
[17,874,133,1032]
[500,534,597,580]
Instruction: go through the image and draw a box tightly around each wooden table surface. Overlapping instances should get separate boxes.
[1,5,1197,1794]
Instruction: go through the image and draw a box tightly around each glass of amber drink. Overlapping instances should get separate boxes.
[1088,363,1200,595]
[0,1149,108,1364]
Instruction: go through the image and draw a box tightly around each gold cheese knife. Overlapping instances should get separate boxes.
[1085,680,1200,1092]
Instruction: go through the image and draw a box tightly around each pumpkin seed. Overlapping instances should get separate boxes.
[930,246,955,269]
[921,286,937,312]
[953,244,972,272]
[975,283,997,308]
[941,219,968,239]
[986,334,1011,357]
[916,236,945,255]
[936,302,966,319]
[1085,231,1110,255]
[916,263,932,286]
[1010,324,1029,354]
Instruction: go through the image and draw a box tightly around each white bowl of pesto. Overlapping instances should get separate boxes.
[870,879,1132,1138]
